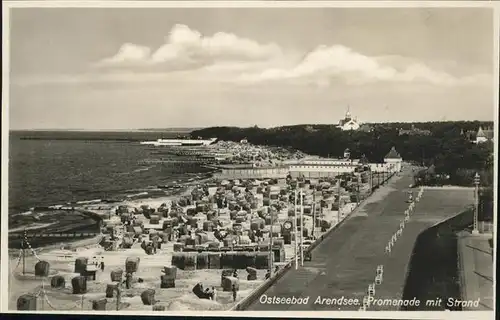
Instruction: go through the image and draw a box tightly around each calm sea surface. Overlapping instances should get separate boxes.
[8,131,210,218]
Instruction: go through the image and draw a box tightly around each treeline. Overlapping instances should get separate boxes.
[192,121,494,186]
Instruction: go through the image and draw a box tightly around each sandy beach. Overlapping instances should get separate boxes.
[9,139,382,312]
[9,176,366,312]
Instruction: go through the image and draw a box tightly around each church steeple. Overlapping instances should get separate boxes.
[345,105,351,120]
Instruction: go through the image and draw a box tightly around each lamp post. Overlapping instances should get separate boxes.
[22,229,27,275]
[300,189,304,266]
[294,189,298,270]
[472,172,480,235]
[312,192,316,238]
[269,206,274,275]
[370,169,373,194]
[337,177,341,224]
[357,172,360,205]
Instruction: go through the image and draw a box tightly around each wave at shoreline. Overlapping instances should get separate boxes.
[8,169,217,234]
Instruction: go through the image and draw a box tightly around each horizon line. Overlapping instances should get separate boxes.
[8,119,496,132]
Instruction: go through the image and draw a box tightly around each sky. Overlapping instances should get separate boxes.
[7,7,496,130]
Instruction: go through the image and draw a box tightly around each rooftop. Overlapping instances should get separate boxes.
[477,127,494,140]
[384,146,402,159]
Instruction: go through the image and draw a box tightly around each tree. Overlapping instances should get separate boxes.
[191,121,493,186]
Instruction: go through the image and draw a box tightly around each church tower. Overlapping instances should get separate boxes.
[345,105,352,121]
[337,104,360,131]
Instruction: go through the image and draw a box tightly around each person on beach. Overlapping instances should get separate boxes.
[116,285,122,310]
[204,287,211,297]
[232,284,237,302]
[125,272,132,289]
[212,286,217,302]
[249,232,255,243]
[100,260,105,271]
[255,229,263,242]
[152,237,158,254]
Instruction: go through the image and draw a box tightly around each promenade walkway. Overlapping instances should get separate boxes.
[246,168,475,311]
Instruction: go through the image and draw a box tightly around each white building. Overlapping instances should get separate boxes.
[289,162,361,178]
[474,126,494,144]
[343,148,351,159]
[383,146,403,172]
[300,158,359,166]
[288,158,362,178]
[337,106,361,131]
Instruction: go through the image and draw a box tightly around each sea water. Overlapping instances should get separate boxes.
[8,130,211,230]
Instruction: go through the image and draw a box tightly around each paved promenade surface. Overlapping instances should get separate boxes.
[247,168,474,311]
[458,232,494,310]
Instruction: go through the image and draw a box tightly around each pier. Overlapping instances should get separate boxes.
[9,232,100,239]
[8,208,103,249]
[138,159,214,165]
[8,231,101,249]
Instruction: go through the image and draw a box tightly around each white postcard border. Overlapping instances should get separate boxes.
[1,1,498,319]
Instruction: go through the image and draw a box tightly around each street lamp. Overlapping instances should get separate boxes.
[300,189,304,266]
[472,172,480,235]
[337,177,341,224]
[294,189,298,270]
[269,207,274,275]
[22,229,27,275]
[357,171,360,205]
[312,192,316,238]
[370,169,373,194]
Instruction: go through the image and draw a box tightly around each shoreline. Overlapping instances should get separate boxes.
[7,171,217,255]
[8,167,392,312]
[9,164,472,257]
